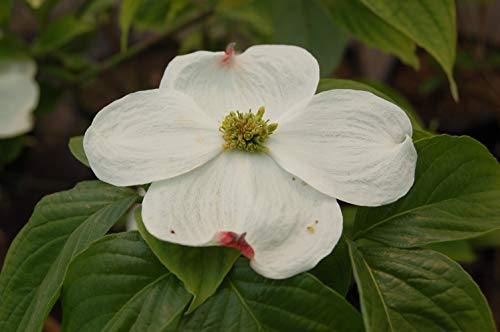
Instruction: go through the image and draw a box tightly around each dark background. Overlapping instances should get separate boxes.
[0,1,499,330]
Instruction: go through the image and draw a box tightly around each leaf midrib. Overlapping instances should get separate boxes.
[353,188,500,240]
[349,243,395,332]
[101,272,173,331]
[227,279,264,331]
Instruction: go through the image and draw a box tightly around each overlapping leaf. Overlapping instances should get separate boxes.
[61,232,191,332]
[135,210,240,313]
[68,135,89,167]
[323,0,418,68]
[264,0,348,75]
[348,243,495,332]
[311,236,351,296]
[353,135,500,247]
[166,259,364,331]
[360,0,458,99]
[0,181,137,332]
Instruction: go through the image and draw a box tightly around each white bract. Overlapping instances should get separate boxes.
[0,59,39,138]
[84,44,417,279]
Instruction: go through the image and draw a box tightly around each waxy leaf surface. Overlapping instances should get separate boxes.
[0,181,137,332]
[360,0,457,99]
[348,244,495,332]
[166,259,364,332]
[354,135,500,247]
[136,210,240,313]
[61,232,191,332]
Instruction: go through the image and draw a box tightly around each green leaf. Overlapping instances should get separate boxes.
[348,243,495,332]
[323,0,418,68]
[0,181,137,332]
[33,16,92,55]
[166,259,364,331]
[310,236,351,296]
[353,135,500,247]
[317,78,424,131]
[61,232,191,332]
[425,240,477,263]
[135,209,240,313]
[360,0,458,100]
[265,0,348,75]
[119,0,143,51]
[412,128,433,141]
[68,135,89,167]
[470,229,500,248]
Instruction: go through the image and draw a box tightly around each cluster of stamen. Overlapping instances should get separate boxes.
[219,106,278,152]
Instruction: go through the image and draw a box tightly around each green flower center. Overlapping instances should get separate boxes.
[219,106,278,152]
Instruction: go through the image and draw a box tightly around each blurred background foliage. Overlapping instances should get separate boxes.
[0,0,500,329]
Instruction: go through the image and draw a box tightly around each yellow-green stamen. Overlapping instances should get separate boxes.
[219,106,278,152]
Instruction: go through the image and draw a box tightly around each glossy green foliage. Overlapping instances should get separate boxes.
[68,135,89,167]
[0,181,137,332]
[360,0,458,100]
[264,0,348,75]
[166,259,364,332]
[353,135,500,247]
[61,232,191,332]
[311,236,351,296]
[135,210,240,313]
[349,244,495,332]
[324,0,418,68]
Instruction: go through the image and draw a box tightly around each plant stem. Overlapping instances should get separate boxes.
[77,8,214,84]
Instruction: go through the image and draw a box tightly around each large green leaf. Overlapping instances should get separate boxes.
[348,243,495,332]
[68,135,89,167]
[61,232,191,332]
[33,16,93,55]
[353,135,500,247]
[360,0,458,100]
[264,0,348,75]
[0,181,137,332]
[323,0,418,68]
[317,78,425,131]
[425,240,477,263]
[166,259,364,331]
[310,236,351,296]
[135,209,240,313]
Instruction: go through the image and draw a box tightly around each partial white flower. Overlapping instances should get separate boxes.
[0,59,39,139]
[84,44,417,279]
[126,187,146,231]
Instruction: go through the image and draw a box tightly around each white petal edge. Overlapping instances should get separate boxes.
[83,89,223,187]
[142,151,342,279]
[0,60,39,138]
[268,89,418,207]
[159,44,319,121]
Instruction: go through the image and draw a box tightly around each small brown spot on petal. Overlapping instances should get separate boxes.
[307,226,315,234]
[315,220,319,224]
[170,230,176,234]
[292,177,296,181]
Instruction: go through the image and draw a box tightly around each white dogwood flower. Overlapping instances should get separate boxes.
[0,59,39,138]
[84,44,417,279]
